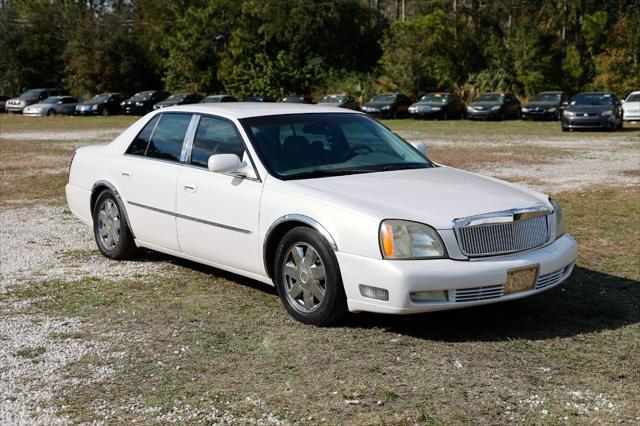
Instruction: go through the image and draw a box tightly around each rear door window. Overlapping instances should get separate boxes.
[126,115,159,156]
[146,113,192,162]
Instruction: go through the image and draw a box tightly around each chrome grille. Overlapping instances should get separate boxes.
[454,284,503,302]
[456,214,550,257]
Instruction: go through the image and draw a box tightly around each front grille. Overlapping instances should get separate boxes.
[456,215,549,257]
[453,264,572,303]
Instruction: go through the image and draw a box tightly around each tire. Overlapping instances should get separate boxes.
[561,126,569,132]
[101,107,109,116]
[442,111,448,120]
[500,110,506,121]
[92,190,138,260]
[274,227,348,326]
[47,109,56,116]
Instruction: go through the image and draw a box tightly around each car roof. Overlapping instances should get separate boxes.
[163,103,363,119]
[576,91,612,95]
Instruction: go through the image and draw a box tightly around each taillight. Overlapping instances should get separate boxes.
[67,151,76,180]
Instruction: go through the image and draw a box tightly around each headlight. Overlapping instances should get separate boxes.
[431,106,441,111]
[550,199,566,239]
[379,220,446,259]
[547,107,556,113]
[120,101,126,106]
[136,101,144,106]
[467,106,475,111]
[600,110,613,117]
[521,107,529,112]
[381,105,391,110]
[564,110,574,117]
[91,104,99,110]
[491,106,501,111]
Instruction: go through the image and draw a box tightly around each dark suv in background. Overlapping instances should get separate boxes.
[153,92,202,110]
[75,93,127,116]
[466,92,521,120]
[361,93,413,118]
[121,91,169,115]
[6,88,68,113]
[562,92,623,131]
[521,91,568,120]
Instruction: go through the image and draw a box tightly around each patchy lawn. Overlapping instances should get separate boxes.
[0,115,638,423]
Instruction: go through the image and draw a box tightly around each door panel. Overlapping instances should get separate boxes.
[176,168,263,273]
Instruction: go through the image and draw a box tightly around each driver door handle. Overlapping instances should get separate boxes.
[183,183,197,193]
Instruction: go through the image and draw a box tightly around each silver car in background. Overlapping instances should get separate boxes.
[6,88,66,113]
[23,96,79,116]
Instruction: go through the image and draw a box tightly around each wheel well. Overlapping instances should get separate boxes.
[90,184,111,218]
[263,221,312,279]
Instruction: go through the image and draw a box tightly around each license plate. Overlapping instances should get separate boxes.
[505,265,538,294]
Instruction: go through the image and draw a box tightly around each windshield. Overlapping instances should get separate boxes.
[573,93,614,105]
[166,94,186,102]
[19,89,42,100]
[419,94,449,103]
[131,91,154,101]
[371,94,396,103]
[626,94,640,102]
[321,95,345,103]
[531,93,561,102]
[477,93,504,102]
[41,97,59,104]
[240,113,432,180]
[91,95,111,102]
[203,96,221,103]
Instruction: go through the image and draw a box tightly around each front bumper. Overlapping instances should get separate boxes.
[522,110,557,120]
[6,104,26,113]
[466,109,501,119]
[337,234,577,314]
[122,106,148,115]
[562,116,614,129]
[409,109,443,118]
[623,111,640,121]
[75,107,99,115]
[22,110,47,116]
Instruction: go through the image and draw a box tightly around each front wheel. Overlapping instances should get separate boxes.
[274,227,348,326]
[101,107,109,116]
[93,190,138,259]
[47,109,56,116]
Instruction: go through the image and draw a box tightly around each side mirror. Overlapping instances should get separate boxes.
[208,154,242,174]
[410,141,428,156]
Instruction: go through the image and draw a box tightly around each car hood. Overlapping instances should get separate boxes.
[524,101,559,109]
[363,101,393,108]
[156,99,182,106]
[25,103,49,109]
[623,101,640,108]
[470,101,502,108]
[412,102,448,107]
[79,100,106,106]
[286,167,550,229]
[566,104,614,113]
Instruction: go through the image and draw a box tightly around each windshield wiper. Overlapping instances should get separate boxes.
[284,168,378,180]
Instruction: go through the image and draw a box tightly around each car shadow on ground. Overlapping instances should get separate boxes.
[346,267,640,342]
[129,252,638,342]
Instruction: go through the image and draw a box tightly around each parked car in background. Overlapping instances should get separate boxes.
[562,92,623,131]
[244,96,275,102]
[361,93,412,118]
[76,93,127,116]
[282,94,314,104]
[622,91,640,121]
[316,94,358,110]
[66,103,576,326]
[6,88,68,113]
[408,92,465,119]
[153,92,202,110]
[202,94,238,103]
[521,91,568,120]
[121,91,169,115]
[23,96,78,116]
[0,95,8,112]
[467,92,521,120]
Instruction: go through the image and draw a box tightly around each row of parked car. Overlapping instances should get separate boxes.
[1,87,638,131]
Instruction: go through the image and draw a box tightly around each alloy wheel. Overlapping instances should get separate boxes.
[97,198,121,250]
[282,242,327,313]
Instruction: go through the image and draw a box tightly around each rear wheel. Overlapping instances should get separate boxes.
[93,190,137,259]
[274,227,348,326]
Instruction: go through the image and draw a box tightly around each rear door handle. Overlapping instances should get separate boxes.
[183,183,197,193]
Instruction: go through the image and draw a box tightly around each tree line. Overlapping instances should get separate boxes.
[0,0,638,102]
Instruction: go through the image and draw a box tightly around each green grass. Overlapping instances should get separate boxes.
[0,114,136,132]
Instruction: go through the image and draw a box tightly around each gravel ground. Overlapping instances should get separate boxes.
[1,126,638,423]
[401,133,640,192]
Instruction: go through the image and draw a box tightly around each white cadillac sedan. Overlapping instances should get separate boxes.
[66,103,577,325]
